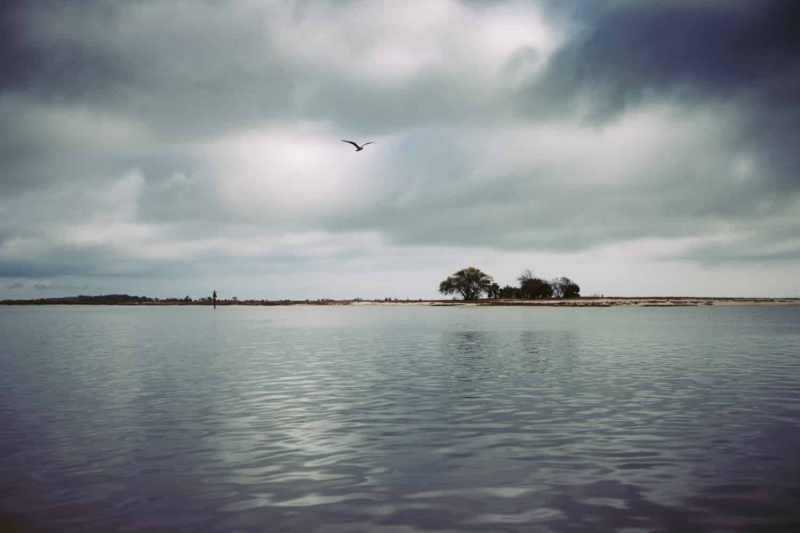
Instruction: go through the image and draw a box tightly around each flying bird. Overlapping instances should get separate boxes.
[341,140,374,151]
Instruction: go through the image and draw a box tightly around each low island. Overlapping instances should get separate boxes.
[3,267,797,307]
[2,295,798,307]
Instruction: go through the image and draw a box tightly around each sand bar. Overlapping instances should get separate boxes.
[4,297,799,307]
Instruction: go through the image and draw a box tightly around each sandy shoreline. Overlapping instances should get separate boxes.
[347,297,800,307]
[5,297,798,307]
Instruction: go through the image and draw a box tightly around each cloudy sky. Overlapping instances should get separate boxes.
[2,0,799,300]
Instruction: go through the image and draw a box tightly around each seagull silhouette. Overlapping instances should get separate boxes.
[341,140,374,151]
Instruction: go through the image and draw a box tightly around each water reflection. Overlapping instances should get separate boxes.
[443,331,492,382]
[1,306,799,532]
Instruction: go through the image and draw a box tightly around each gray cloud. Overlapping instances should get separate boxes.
[31,282,90,291]
[527,2,800,113]
[0,0,506,142]
[522,1,800,192]
[2,0,800,297]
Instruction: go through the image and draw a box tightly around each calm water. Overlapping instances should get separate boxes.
[1,305,799,532]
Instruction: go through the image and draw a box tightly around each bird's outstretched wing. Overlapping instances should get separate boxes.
[362,142,375,147]
[341,140,360,149]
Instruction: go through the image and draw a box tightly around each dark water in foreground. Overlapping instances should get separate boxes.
[1,305,799,532]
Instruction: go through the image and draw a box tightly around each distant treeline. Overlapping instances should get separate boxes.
[2,270,581,305]
[439,267,580,300]
[1,294,155,305]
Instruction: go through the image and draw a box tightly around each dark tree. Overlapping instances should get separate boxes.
[517,269,536,285]
[486,282,501,299]
[439,267,494,300]
[559,277,580,298]
[519,278,552,299]
[521,278,553,299]
[498,285,520,298]
[551,277,580,298]
[516,270,552,299]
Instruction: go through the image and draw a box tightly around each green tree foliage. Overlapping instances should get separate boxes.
[438,268,580,301]
[439,267,494,300]
[520,277,553,299]
[498,285,520,298]
[556,277,580,298]
[486,282,501,299]
[517,270,553,299]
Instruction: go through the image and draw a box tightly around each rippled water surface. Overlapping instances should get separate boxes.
[1,305,800,532]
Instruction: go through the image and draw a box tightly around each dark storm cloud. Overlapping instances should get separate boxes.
[524,1,800,191]
[1,1,126,98]
[0,0,296,147]
[529,1,800,115]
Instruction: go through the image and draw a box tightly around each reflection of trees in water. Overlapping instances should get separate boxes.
[442,331,493,382]
[439,329,582,383]
[519,330,543,371]
[518,329,579,376]
[450,331,489,356]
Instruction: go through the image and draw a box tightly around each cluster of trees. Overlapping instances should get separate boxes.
[439,267,580,300]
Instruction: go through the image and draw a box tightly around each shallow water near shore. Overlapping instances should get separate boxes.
[2,305,799,532]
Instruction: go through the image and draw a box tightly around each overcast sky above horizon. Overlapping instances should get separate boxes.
[2,0,800,300]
